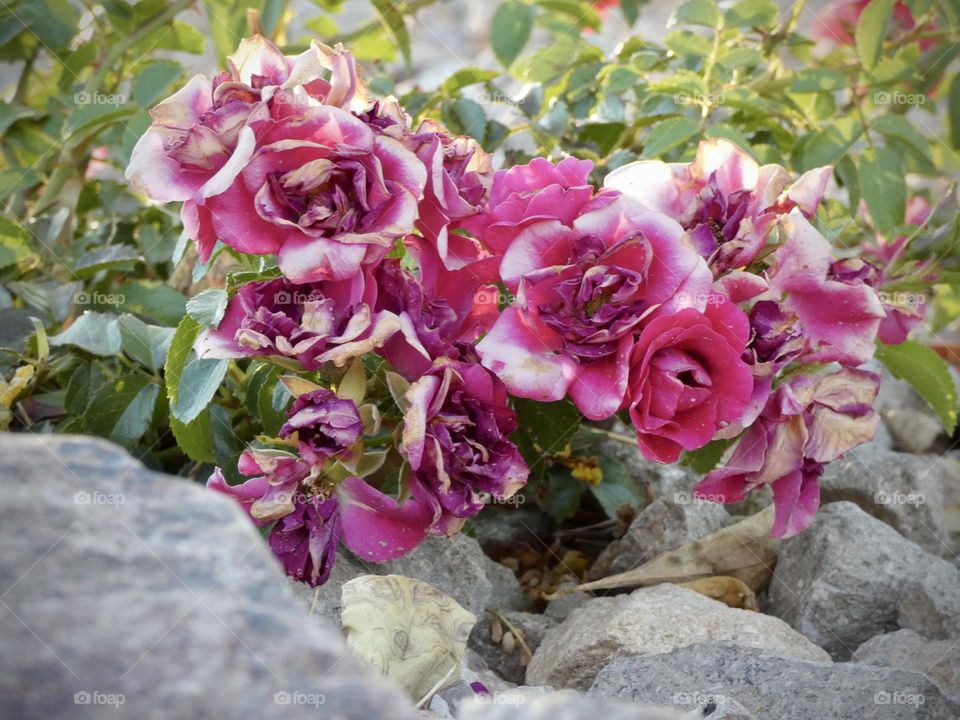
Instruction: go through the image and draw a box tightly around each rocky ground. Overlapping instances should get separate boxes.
[2,369,959,719]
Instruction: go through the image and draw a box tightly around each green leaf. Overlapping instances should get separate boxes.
[441,97,487,143]
[682,437,735,474]
[946,73,960,149]
[871,114,930,160]
[164,314,202,409]
[876,340,958,435]
[185,288,228,328]
[171,410,217,464]
[724,0,778,27]
[370,0,412,67]
[82,374,160,449]
[513,397,582,480]
[590,454,643,517]
[49,312,122,356]
[132,60,183,108]
[73,245,142,277]
[534,0,600,29]
[118,314,173,371]
[491,0,535,68]
[0,215,34,270]
[675,0,721,27]
[796,118,862,170]
[859,146,905,236]
[172,357,227,424]
[440,68,499,95]
[620,0,640,24]
[643,117,700,158]
[791,68,848,93]
[247,363,286,435]
[540,468,583,522]
[855,0,896,69]
[119,281,187,326]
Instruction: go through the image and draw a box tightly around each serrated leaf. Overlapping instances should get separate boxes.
[171,410,217,464]
[856,0,896,69]
[491,0,534,67]
[724,0,778,27]
[675,0,720,26]
[50,312,122,356]
[164,314,202,408]
[118,314,173,371]
[876,340,958,434]
[643,116,700,158]
[185,288,228,328]
[440,67,498,95]
[73,245,142,277]
[172,357,228,424]
[859,146,905,236]
[342,575,476,701]
[82,374,160,449]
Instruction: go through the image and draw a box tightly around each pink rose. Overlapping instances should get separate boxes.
[694,367,879,537]
[627,296,754,463]
[193,106,427,281]
[477,194,712,420]
[768,212,884,365]
[605,138,830,273]
[126,37,365,263]
[467,156,597,254]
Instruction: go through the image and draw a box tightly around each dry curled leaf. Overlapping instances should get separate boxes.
[341,574,476,702]
[678,576,758,610]
[570,505,779,595]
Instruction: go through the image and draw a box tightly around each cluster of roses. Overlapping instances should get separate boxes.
[127,36,895,586]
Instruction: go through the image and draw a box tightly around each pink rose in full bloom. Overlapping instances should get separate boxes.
[467,156,598,254]
[626,296,754,463]
[401,361,528,535]
[476,193,712,420]
[195,106,427,281]
[605,139,830,273]
[126,37,365,263]
[195,271,399,370]
[768,212,884,365]
[694,367,880,538]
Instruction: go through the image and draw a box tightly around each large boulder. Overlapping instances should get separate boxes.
[526,583,828,690]
[819,448,951,556]
[768,502,960,659]
[590,641,959,720]
[854,629,960,702]
[0,434,418,720]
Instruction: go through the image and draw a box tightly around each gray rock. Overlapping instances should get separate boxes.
[897,561,960,640]
[0,434,417,720]
[854,629,960,702]
[820,448,951,556]
[768,502,960,659]
[287,550,367,625]
[468,610,556,683]
[590,642,959,720]
[472,506,552,560]
[527,584,829,690]
[458,688,686,720]
[542,579,592,622]
[481,556,529,612]
[883,408,944,455]
[588,499,730,580]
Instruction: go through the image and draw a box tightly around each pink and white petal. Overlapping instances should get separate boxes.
[771,469,821,538]
[768,213,832,295]
[278,235,368,282]
[375,135,427,196]
[316,310,400,367]
[181,200,219,263]
[782,166,831,217]
[198,125,257,199]
[401,374,441,469]
[476,306,576,402]
[336,476,432,562]
[568,337,631,421]
[806,406,878,464]
[713,270,769,303]
[206,184,283,256]
[603,160,682,215]
[227,35,290,86]
[500,221,574,285]
[691,138,760,193]
[126,126,204,202]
